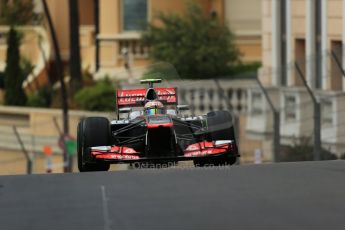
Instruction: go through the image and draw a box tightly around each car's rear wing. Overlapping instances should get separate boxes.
[116,87,178,110]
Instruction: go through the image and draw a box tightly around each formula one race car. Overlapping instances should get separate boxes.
[77,79,239,172]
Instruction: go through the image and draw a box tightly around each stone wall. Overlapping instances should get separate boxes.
[0,106,112,154]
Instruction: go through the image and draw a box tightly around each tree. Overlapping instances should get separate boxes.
[74,79,115,111]
[4,27,27,106]
[142,2,240,79]
[0,0,38,25]
[69,0,82,94]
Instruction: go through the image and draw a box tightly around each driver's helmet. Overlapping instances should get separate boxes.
[144,101,165,115]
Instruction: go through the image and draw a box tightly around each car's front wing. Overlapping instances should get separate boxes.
[90,140,239,163]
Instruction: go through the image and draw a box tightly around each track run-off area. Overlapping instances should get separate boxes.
[0,160,345,230]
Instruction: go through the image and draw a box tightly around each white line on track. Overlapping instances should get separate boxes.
[101,185,111,230]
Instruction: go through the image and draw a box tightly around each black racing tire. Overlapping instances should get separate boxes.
[193,156,237,167]
[194,111,237,167]
[206,111,235,141]
[78,117,111,172]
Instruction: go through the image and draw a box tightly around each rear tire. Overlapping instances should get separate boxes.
[78,117,111,172]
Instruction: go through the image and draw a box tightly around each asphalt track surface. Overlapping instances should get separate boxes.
[0,160,345,230]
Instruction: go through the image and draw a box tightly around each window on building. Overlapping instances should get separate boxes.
[284,95,296,121]
[123,0,148,31]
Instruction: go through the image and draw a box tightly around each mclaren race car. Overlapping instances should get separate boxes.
[77,79,239,172]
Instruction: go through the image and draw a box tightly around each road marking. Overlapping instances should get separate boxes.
[101,185,111,230]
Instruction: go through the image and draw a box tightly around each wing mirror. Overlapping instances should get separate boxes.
[177,105,190,111]
[118,107,132,119]
[119,108,132,114]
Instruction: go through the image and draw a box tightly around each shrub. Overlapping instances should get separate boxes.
[74,79,116,111]
[280,136,338,162]
[230,62,262,76]
[27,87,52,108]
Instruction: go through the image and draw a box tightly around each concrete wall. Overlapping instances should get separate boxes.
[0,106,112,154]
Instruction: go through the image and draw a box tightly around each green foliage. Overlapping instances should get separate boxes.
[74,79,116,111]
[230,62,261,76]
[0,0,40,25]
[27,87,52,108]
[142,62,180,80]
[4,27,27,106]
[21,57,34,77]
[142,1,240,79]
[280,136,338,162]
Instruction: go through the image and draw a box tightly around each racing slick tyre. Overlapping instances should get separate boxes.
[193,156,237,167]
[206,110,235,141]
[194,111,237,167]
[78,117,111,172]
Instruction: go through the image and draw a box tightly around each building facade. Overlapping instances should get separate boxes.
[95,0,262,79]
[0,0,262,90]
[0,0,97,93]
[225,0,262,63]
[246,0,345,157]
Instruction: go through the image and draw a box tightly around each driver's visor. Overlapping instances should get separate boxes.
[145,108,164,115]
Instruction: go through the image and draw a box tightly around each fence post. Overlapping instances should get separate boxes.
[295,62,321,160]
[13,126,33,174]
[256,78,280,162]
[42,0,70,172]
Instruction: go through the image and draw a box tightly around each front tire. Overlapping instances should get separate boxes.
[78,117,111,172]
[207,110,235,141]
[194,111,238,167]
[194,156,237,167]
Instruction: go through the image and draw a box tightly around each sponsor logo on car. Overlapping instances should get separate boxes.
[117,88,177,105]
